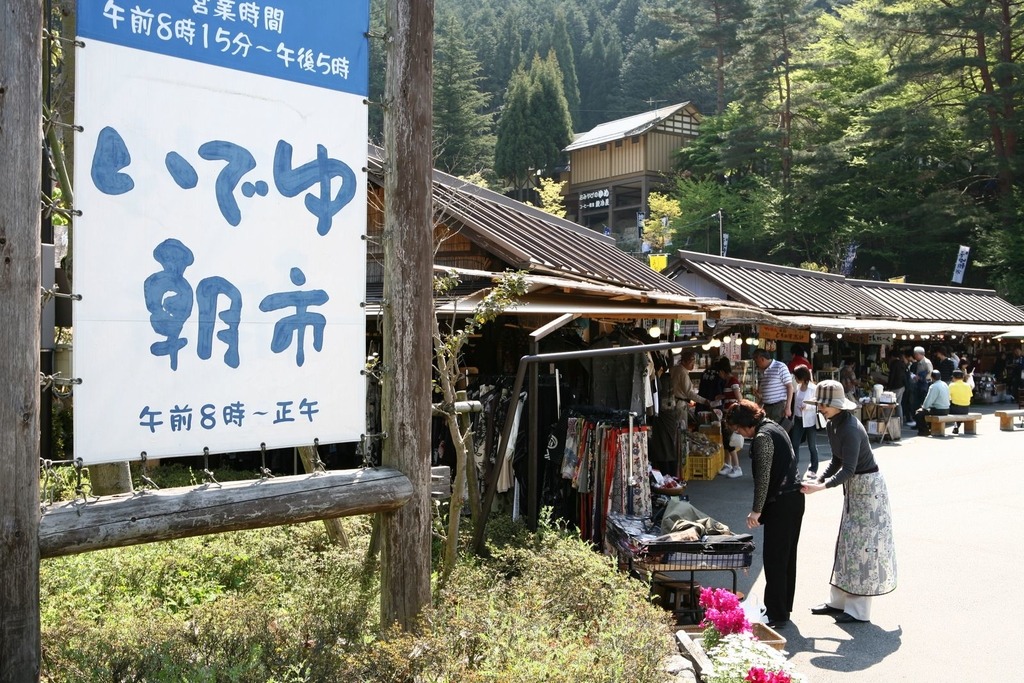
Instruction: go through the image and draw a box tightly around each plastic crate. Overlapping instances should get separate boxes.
[684,448,724,480]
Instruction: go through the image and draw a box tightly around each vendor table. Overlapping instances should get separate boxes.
[605,514,754,624]
[860,401,900,443]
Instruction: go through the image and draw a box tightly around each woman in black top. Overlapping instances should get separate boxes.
[801,380,897,624]
[725,399,804,629]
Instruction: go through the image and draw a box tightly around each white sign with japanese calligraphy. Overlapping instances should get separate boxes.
[951,244,970,284]
[73,0,369,464]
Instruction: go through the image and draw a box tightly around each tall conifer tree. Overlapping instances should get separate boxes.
[578,24,623,130]
[527,52,574,170]
[494,66,535,195]
[433,14,495,176]
[549,11,581,129]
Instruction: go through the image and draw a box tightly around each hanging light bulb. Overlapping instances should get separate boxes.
[648,325,662,339]
[900,334,907,340]
[723,335,732,343]
[712,339,722,348]
[836,333,843,339]
[810,332,817,340]
[702,343,713,351]
[909,334,915,340]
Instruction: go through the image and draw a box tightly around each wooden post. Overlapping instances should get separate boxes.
[0,1,43,679]
[457,391,482,522]
[380,0,434,630]
[297,445,349,547]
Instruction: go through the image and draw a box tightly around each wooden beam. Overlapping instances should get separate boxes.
[38,468,412,559]
[0,1,43,679]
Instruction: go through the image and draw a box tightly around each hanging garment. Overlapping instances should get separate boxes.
[613,427,651,518]
[561,417,582,479]
[497,393,526,493]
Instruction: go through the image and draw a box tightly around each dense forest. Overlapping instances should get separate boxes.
[368,0,1024,301]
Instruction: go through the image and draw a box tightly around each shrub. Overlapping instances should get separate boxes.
[40,502,674,681]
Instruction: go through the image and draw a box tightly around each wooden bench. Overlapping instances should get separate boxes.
[925,413,982,436]
[995,409,1024,431]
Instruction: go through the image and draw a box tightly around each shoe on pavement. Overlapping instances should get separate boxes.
[952,426,959,434]
[834,612,869,624]
[718,465,733,476]
[766,619,790,629]
[727,467,743,479]
[810,603,843,615]
[905,420,917,428]
[804,468,818,480]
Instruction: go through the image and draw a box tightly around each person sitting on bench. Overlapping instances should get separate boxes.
[948,370,973,434]
[915,370,950,436]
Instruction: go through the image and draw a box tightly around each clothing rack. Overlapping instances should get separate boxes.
[562,408,651,545]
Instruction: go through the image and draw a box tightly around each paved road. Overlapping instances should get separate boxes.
[680,402,1024,682]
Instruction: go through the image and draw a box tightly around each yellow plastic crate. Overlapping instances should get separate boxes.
[684,446,724,480]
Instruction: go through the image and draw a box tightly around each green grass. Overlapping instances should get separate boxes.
[39,467,675,682]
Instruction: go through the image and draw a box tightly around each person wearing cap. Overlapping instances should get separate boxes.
[801,380,897,624]
[914,369,950,437]
[948,369,973,434]
[725,399,804,629]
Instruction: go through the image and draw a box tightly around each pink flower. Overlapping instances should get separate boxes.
[746,667,792,683]
[698,587,751,636]
[746,668,770,683]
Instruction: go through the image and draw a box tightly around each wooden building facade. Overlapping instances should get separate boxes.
[563,103,701,239]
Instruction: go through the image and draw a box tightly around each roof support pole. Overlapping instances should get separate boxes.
[526,314,576,531]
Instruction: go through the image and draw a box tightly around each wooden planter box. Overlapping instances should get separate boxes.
[679,622,787,651]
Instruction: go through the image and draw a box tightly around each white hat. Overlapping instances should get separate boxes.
[804,379,858,411]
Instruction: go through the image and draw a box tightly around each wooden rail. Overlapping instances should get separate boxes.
[39,467,413,559]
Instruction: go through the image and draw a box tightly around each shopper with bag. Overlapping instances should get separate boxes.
[801,380,897,625]
[725,400,804,630]
[789,366,820,479]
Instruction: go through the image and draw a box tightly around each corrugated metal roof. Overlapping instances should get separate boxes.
[667,252,898,317]
[849,280,1024,324]
[418,267,786,328]
[564,102,695,152]
[367,148,693,297]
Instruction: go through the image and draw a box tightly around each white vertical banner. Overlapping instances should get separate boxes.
[73,1,369,464]
[951,245,971,284]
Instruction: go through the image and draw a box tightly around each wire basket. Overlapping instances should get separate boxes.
[605,514,754,573]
